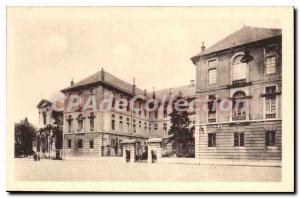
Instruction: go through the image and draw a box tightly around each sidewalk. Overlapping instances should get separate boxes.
[61,156,281,167]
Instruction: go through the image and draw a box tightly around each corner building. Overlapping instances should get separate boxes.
[191,26,282,161]
[61,69,196,157]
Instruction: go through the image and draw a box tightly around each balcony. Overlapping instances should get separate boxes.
[266,113,276,119]
[232,115,246,121]
[208,112,216,123]
[227,79,252,89]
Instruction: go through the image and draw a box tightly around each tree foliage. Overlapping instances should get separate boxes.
[168,96,194,144]
[14,118,36,157]
[167,96,194,157]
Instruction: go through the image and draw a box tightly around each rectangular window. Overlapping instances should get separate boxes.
[90,118,94,131]
[265,56,276,74]
[265,131,276,146]
[42,112,47,125]
[163,123,167,136]
[232,63,247,81]
[163,109,168,117]
[78,139,83,149]
[68,139,72,148]
[234,132,244,147]
[78,120,83,131]
[111,120,115,130]
[265,86,277,119]
[208,68,217,85]
[90,139,94,149]
[208,133,216,147]
[208,95,216,122]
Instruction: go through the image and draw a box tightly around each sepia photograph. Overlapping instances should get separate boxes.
[6,6,294,192]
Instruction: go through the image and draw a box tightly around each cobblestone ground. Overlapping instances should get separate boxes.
[14,158,281,182]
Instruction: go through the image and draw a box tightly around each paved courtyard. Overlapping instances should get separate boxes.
[14,158,281,182]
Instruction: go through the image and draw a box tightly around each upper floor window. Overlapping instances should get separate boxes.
[67,115,73,132]
[232,91,246,121]
[265,56,276,74]
[42,112,47,125]
[207,95,217,123]
[77,114,84,131]
[265,86,277,119]
[208,68,217,85]
[163,123,167,136]
[89,112,95,131]
[232,55,247,83]
[111,114,115,130]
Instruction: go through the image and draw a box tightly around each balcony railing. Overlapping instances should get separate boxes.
[232,115,246,121]
[266,113,276,119]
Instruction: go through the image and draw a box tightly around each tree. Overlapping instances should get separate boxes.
[14,118,36,157]
[167,96,194,157]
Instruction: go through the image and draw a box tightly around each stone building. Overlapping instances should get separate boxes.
[191,26,282,161]
[60,69,196,158]
[36,99,63,158]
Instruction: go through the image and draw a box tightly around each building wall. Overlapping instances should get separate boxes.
[198,121,281,160]
[195,37,282,161]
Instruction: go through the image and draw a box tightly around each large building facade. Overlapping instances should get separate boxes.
[60,69,196,158]
[38,26,282,163]
[191,26,282,161]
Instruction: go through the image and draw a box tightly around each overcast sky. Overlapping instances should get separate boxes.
[8,7,281,126]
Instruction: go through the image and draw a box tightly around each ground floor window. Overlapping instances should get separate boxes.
[208,133,216,147]
[68,139,72,148]
[77,139,83,148]
[234,132,244,147]
[265,131,276,146]
[90,139,94,149]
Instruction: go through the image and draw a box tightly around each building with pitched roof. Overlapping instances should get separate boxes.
[60,68,196,158]
[191,26,282,161]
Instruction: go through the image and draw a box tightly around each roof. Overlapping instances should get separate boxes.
[37,99,51,108]
[191,26,282,61]
[61,70,144,95]
[152,83,196,100]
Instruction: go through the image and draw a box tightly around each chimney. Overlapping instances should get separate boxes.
[144,89,147,96]
[201,41,205,52]
[132,77,136,95]
[70,79,74,86]
[101,67,104,81]
[169,88,172,95]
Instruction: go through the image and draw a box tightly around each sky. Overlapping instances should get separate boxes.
[7,7,281,126]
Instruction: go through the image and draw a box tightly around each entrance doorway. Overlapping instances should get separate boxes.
[151,150,157,163]
[125,150,130,162]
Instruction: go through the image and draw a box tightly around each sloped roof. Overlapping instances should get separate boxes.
[37,99,51,108]
[191,26,281,60]
[61,70,144,95]
[152,83,196,100]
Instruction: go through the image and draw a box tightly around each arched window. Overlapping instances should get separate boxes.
[232,91,246,120]
[232,55,247,84]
